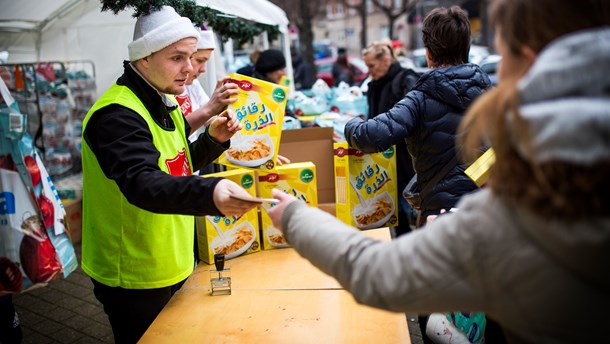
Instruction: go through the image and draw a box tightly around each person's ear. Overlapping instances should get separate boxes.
[140,56,151,70]
[384,55,393,65]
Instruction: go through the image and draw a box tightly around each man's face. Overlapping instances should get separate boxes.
[140,37,197,94]
[187,49,213,84]
[364,54,392,81]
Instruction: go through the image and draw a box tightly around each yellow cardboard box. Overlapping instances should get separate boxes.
[464,148,496,187]
[333,142,398,229]
[257,162,318,249]
[197,169,261,264]
[216,73,288,171]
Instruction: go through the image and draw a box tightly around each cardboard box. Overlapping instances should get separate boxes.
[317,203,336,216]
[257,162,318,249]
[216,73,287,171]
[62,198,82,244]
[465,148,495,187]
[278,127,335,204]
[197,169,261,264]
[333,142,399,230]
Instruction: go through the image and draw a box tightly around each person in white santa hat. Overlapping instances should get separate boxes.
[80,6,258,343]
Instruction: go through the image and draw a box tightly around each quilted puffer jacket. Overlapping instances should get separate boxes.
[345,63,491,214]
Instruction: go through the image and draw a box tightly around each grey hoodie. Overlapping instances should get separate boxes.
[281,28,610,344]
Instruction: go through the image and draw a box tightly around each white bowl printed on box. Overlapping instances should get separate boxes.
[211,221,257,259]
[225,133,274,168]
[352,191,395,230]
[265,225,290,248]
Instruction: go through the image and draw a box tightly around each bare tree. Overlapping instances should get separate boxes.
[269,0,325,68]
[342,0,368,50]
[371,0,418,40]
[479,0,492,47]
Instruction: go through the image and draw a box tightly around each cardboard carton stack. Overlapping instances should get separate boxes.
[333,143,398,229]
[257,162,318,250]
[197,169,261,264]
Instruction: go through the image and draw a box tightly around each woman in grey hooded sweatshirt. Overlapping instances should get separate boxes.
[267,0,610,343]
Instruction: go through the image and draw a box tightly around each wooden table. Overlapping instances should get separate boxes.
[139,228,410,343]
[187,242,342,291]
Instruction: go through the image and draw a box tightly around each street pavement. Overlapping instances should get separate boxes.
[12,244,113,343]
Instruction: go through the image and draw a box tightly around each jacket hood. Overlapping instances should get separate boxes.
[417,63,490,110]
[509,27,610,291]
[510,27,610,165]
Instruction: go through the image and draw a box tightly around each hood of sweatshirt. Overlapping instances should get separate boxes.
[510,27,610,291]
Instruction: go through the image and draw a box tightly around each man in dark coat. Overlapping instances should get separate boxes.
[292,48,315,90]
[332,47,356,86]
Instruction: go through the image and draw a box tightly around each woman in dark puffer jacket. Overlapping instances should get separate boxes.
[345,6,491,225]
[362,41,420,236]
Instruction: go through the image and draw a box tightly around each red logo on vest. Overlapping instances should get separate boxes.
[165,148,192,176]
[175,94,192,117]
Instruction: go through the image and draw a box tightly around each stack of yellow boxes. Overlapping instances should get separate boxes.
[201,74,322,257]
[333,143,398,230]
[257,162,318,250]
[197,169,261,264]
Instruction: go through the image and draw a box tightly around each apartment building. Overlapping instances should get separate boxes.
[312,0,483,55]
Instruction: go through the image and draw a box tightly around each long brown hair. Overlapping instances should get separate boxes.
[458,0,610,220]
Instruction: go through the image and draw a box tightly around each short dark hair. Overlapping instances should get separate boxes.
[422,6,470,67]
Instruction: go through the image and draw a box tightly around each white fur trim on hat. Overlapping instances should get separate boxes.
[128,6,199,61]
[198,30,216,50]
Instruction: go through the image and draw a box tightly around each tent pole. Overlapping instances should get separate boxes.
[262,31,269,50]
[282,33,295,95]
[35,30,42,62]
[206,28,218,93]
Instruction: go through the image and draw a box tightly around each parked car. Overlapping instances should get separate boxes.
[313,43,333,59]
[479,54,502,85]
[225,50,252,74]
[408,48,430,74]
[315,57,368,87]
[469,45,490,65]
[408,44,491,74]
[397,56,417,70]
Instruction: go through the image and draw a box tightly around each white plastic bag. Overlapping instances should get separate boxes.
[426,312,485,344]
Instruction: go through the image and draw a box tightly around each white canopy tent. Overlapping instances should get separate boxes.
[0,0,292,96]
[194,0,289,32]
[0,0,135,93]
[193,0,293,94]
